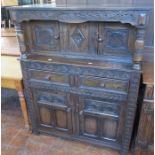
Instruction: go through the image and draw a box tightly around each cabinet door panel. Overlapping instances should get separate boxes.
[27,21,60,52]
[32,89,72,133]
[78,96,125,145]
[98,23,136,56]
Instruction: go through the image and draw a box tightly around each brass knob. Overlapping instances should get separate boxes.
[45,75,51,80]
[48,58,52,62]
[98,37,103,42]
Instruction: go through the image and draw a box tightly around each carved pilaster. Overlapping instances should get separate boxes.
[15,24,26,53]
[133,13,147,70]
[121,72,141,155]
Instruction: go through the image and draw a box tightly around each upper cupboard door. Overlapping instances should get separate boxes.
[27,21,60,52]
[60,22,98,54]
[98,23,136,56]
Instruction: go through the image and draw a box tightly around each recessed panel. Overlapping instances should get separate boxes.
[84,116,97,136]
[102,119,118,141]
[105,28,129,50]
[39,106,51,125]
[56,110,67,129]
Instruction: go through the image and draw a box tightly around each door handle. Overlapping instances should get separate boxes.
[98,37,103,42]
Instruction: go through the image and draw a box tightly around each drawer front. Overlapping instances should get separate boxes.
[78,96,125,146]
[23,60,131,81]
[29,79,127,102]
[29,69,71,86]
[32,89,72,133]
[79,75,129,93]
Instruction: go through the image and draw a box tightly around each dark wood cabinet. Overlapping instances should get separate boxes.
[133,59,154,155]
[9,4,151,155]
[134,85,154,155]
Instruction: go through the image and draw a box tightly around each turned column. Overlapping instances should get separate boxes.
[133,13,147,70]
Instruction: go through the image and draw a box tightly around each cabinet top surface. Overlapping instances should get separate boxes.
[9,4,152,11]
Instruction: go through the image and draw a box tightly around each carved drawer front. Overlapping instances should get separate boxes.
[33,90,72,133]
[78,97,125,146]
[25,21,60,52]
[98,23,135,56]
[29,69,71,86]
[79,75,129,93]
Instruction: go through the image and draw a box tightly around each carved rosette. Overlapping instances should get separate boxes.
[15,24,26,53]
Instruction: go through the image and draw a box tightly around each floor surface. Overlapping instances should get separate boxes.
[2,88,123,155]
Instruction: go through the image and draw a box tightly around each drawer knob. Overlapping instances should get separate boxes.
[98,37,103,42]
[48,58,53,62]
[101,83,105,87]
[45,75,51,80]
[54,35,60,40]
[88,62,93,65]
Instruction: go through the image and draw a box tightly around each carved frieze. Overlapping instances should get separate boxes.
[10,9,149,27]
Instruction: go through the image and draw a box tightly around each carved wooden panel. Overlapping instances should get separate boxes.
[78,96,125,145]
[32,89,72,133]
[26,21,60,52]
[60,22,98,54]
[98,23,136,56]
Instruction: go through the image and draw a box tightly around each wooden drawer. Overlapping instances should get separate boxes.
[79,75,129,93]
[29,69,71,86]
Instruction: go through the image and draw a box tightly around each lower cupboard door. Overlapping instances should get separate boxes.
[33,89,72,134]
[78,97,125,145]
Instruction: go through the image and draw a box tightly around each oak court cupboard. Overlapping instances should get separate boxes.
[9,4,151,155]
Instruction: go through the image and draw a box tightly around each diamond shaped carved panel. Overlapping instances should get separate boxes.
[71,27,85,48]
